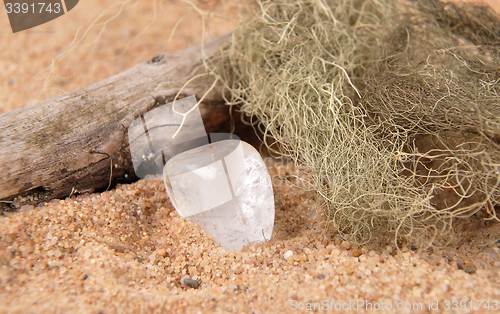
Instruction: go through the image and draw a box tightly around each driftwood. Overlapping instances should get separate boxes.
[0,34,236,212]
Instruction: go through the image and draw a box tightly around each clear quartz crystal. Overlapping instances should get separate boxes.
[163,139,275,251]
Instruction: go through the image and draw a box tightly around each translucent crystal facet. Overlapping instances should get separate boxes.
[128,96,208,180]
[164,139,275,251]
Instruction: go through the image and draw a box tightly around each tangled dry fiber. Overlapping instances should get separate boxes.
[208,0,500,246]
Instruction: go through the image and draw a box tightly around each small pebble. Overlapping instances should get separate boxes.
[114,193,125,203]
[464,265,477,274]
[340,241,351,250]
[134,256,144,263]
[283,250,294,260]
[156,248,168,258]
[181,277,199,289]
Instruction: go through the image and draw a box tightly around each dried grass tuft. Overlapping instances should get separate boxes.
[207,0,500,247]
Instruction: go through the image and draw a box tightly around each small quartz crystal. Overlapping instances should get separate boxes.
[164,139,275,251]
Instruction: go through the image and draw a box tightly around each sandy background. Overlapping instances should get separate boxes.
[1,0,500,313]
[0,0,241,114]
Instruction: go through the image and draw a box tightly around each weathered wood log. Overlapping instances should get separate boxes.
[0,34,236,212]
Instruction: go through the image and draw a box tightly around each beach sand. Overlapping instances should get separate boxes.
[1,1,500,313]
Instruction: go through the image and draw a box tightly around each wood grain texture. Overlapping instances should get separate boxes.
[0,34,233,210]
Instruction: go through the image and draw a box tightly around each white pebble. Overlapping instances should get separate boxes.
[283,250,294,260]
[341,241,351,250]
